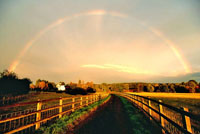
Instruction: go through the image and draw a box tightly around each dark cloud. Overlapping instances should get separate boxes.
[151,72,200,83]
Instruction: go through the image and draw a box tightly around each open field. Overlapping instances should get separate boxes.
[21,92,73,102]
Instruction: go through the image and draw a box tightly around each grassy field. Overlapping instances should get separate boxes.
[22,92,73,102]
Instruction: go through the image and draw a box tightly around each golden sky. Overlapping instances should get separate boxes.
[0,0,200,83]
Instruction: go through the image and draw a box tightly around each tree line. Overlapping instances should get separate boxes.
[30,79,96,95]
[0,70,96,97]
[1,69,199,98]
[106,80,200,93]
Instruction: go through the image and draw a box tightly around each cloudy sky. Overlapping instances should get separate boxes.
[0,0,200,83]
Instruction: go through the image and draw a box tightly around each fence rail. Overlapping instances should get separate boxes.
[115,92,200,134]
[0,93,109,134]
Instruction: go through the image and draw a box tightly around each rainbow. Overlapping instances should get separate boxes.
[148,27,191,73]
[8,9,191,74]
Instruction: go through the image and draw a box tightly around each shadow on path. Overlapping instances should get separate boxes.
[74,95,161,134]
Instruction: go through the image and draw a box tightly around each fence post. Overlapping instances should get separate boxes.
[96,95,98,101]
[133,95,135,103]
[2,97,5,105]
[138,96,140,107]
[142,98,145,110]
[98,94,101,101]
[182,107,192,133]
[139,97,142,107]
[93,95,95,102]
[72,98,75,112]
[159,100,165,134]
[86,96,88,106]
[135,96,138,106]
[36,99,42,130]
[80,97,83,107]
[148,97,152,120]
[130,95,133,102]
[59,97,63,118]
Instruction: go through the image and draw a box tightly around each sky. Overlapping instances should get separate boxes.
[0,0,200,83]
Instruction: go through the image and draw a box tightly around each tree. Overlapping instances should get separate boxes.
[137,83,144,92]
[0,70,31,96]
[87,87,96,93]
[66,87,87,95]
[175,85,188,93]
[188,80,198,85]
[48,82,57,91]
[169,84,176,92]
[143,85,148,92]
[162,84,170,92]
[188,80,197,93]
[146,84,154,92]
[35,79,41,88]
[0,69,18,79]
[30,84,35,90]
[38,81,47,90]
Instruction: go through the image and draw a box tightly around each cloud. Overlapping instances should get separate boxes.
[152,72,200,83]
[81,64,157,75]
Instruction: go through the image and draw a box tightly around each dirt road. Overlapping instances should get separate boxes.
[74,95,161,134]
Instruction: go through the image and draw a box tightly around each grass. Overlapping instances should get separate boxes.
[36,95,111,134]
[22,92,73,102]
[117,95,161,134]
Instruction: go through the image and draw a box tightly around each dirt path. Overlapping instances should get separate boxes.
[74,95,161,134]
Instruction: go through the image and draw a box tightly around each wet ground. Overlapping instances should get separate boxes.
[74,95,161,134]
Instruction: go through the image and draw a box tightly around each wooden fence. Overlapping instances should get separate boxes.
[0,93,109,134]
[115,92,200,134]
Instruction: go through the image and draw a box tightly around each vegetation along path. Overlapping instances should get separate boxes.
[74,95,161,134]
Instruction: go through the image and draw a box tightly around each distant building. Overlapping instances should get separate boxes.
[77,80,93,89]
[56,82,65,91]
